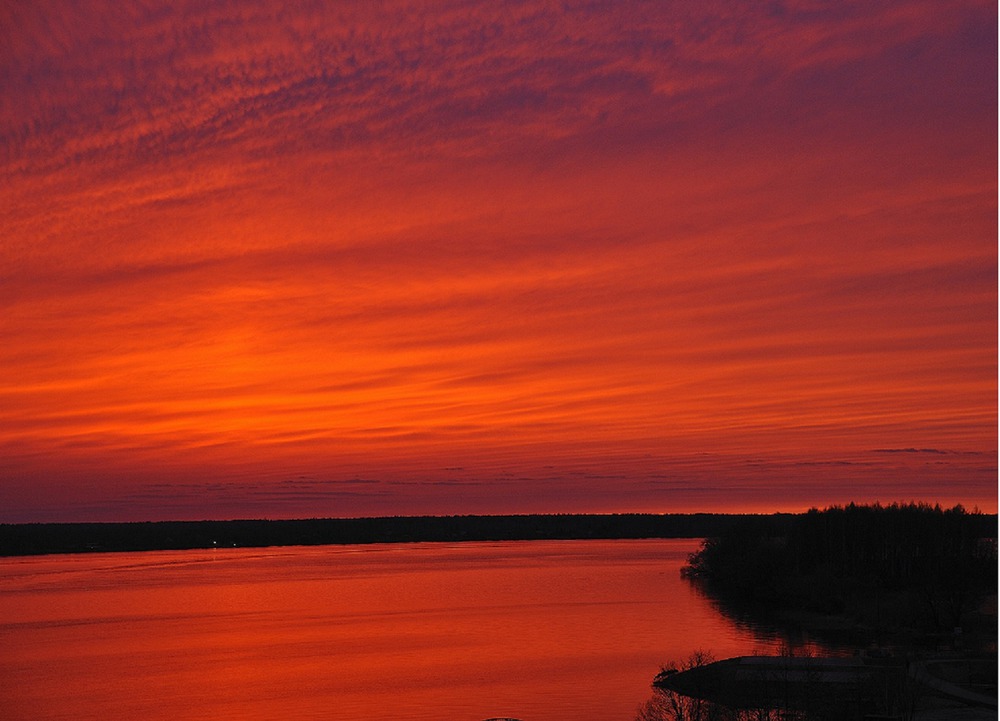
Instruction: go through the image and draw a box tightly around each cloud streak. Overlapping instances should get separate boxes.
[1,0,995,521]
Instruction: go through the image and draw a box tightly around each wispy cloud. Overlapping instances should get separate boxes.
[1,0,995,521]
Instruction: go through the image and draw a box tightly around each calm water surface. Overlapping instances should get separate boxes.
[1,539,814,721]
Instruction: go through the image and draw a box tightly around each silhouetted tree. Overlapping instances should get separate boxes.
[638,652,736,721]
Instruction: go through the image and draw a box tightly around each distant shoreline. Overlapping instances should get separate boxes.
[0,512,752,557]
[5,510,996,560]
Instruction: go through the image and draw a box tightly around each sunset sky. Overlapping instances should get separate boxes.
[2,0,996,522]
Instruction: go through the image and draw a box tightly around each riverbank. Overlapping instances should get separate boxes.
[683,504,998,650]
[652,653,997,720]
[0,512,746,556]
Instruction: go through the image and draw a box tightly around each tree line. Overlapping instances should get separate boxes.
[0,513,742,556]
[682,502,997,637]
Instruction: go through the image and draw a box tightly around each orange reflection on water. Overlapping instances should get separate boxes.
[0,540,825,721]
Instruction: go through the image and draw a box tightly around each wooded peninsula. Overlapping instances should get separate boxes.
[683,503,997,645]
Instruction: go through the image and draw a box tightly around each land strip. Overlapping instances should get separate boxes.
[0,513,748,557]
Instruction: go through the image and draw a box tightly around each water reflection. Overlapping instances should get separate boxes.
[1,540,819,721]
[685,577,846,656]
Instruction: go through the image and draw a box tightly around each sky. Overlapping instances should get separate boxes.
[1,0,996,522]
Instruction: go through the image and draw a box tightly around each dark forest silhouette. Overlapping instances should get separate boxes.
[0,513,741,556]
[638,504,998,721]
[682,503,997,639]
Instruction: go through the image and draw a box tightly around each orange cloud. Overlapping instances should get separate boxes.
[1,0,995,520]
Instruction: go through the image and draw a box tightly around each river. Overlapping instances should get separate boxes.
[0,539,821,720]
